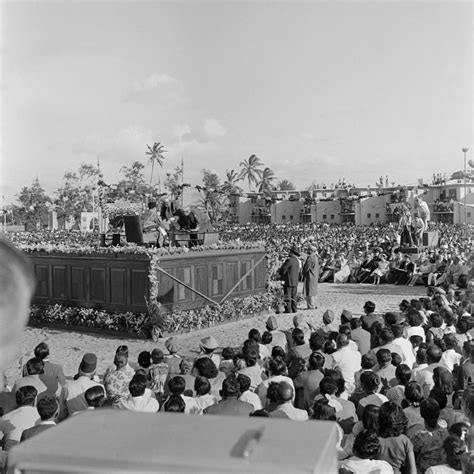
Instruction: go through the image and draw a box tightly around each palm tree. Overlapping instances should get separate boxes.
[239,154,263,192]
[221,169,243,195]
[145,142,167,187]
[258,167,276,194]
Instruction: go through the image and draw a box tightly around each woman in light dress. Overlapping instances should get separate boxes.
[371,253,390,285]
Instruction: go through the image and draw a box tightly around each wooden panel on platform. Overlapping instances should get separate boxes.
[254,257,266,289]
[239,261,252,291]
[130,269,148,306]
[52,266,67,299]
[71,267,85,300]
[35,265,49,298]
[110,268,127,305]
[195,265,208,297]
[225,262,239,294]
[211,263,224,296]
[177,267,192,301]
[90,267,106,303]
[159,266,175,306]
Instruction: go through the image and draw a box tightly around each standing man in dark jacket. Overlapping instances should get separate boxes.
[279,246,301,314]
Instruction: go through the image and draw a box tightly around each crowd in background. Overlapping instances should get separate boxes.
[1,286,474,472]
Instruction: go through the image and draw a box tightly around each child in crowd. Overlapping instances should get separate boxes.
[218,347,235,376]
[193,376,218,413]
[149,348,169,402]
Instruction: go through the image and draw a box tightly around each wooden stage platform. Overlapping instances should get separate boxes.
[28,248,267,314]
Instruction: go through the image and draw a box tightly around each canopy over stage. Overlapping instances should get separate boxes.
[29,248,267,314]
[7,411,337,473]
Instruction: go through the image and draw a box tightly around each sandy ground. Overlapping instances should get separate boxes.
[4,283,427,386]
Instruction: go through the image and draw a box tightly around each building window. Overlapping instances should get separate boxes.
[323,214,327,220]
[367,213,371,218]
[330,214,334,220]
[448,189,457,200]
[375,213,379,219]
[468,212,471,218]
[282,215,286,220]
[289,215,294,221]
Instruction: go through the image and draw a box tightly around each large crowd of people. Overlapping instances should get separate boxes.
[222,222,472,288]
[0,220,473,472]
[1,283,474,472]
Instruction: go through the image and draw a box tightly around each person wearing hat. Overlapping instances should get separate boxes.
[284,314,311,349]
[265,315,288,351]
[315,310,339,337]
[59,353,104,419]
[198,336,221,368]
[278,246,301,313]
[164,337,183,375]
[302,245,319,310]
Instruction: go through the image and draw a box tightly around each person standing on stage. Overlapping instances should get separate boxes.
[414,195,430,227]
[398,203,414,247]
[176,207,199,246]
[302,245,319,310]
[279,246,301,314]
[142,202,166,247]
[413,212,425,247]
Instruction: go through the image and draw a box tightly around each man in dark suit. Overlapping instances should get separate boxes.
[279,246,301,313]
[176,207,199,247]
[20,396,58,442]
[204,378,253,417]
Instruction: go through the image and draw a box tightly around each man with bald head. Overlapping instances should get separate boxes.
[268,381,308,421]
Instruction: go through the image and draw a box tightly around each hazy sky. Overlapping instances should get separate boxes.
[1,1,472,200]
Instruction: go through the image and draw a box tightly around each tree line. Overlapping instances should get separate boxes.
[4,144,296,230]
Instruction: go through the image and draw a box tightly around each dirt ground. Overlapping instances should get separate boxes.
[4,283,427,386]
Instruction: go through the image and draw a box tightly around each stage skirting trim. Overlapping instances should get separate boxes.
[28,249,267,313]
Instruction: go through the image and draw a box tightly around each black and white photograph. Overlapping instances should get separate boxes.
[0,1,473,472]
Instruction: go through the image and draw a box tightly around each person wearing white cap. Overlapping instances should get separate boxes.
[198,336,221,368]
